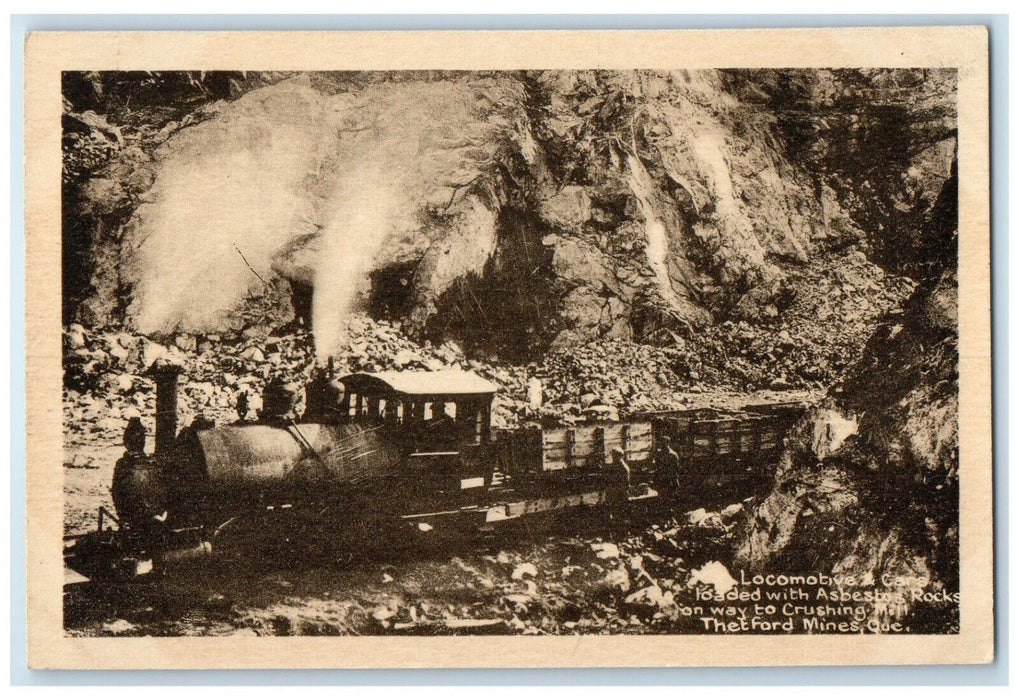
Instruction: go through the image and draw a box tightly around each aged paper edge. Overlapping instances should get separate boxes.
[24,27,993,669]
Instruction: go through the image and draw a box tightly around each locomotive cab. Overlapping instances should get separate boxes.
[336,371,498,503]
[336,370,496,445]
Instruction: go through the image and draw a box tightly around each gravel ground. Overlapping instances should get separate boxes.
[65,495,756,637]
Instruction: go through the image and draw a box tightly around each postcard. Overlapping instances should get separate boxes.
[24,27,992,668]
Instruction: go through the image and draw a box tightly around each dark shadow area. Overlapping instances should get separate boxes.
[424,212,561,363]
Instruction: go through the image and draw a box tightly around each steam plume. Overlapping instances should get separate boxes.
[311,157,400,363]
[125,77,501,361]
[128,88,325,336]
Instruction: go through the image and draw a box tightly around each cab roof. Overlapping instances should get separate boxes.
[339,370,499,397]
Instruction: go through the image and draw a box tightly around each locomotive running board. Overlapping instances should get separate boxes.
[400,484,659,528]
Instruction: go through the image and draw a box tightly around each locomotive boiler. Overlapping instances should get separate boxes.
[64,358,804,582]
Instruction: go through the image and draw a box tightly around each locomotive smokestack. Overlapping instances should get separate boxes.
[149,360,182,455]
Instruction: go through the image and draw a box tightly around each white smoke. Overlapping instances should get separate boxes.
[311,157,400,362]
[125,76,511,360]
[128,85,326,337]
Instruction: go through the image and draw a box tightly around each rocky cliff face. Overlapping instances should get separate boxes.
[63,69,955,377]
[735,161,960,630]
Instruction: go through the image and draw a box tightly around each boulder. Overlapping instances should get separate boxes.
[719,503,745,523]
[538,186,592,233]
[591,542,620,559]
[240,346,265,363]
[139,339,168,370]
[114,374,134,393]
[510,563,538,580]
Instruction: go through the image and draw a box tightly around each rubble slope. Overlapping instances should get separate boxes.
[735,162,960,631]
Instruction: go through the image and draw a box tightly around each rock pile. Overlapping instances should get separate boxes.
[62,313,535,449]
[691,246,915,392]
[64,294,840,456]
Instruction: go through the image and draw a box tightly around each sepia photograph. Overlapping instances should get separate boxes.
[24,28,992,668]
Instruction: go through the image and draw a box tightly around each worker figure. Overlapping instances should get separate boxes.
[661,436,683,493]
[235,390,250,422]
[609,447,632,504]
[426,401,456,443]
[526,365,543,417]
[415,401,451,450]
[111,418,167,532]
[432,401,454,425]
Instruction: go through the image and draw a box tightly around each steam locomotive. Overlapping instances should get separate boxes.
[64,359,804,581]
